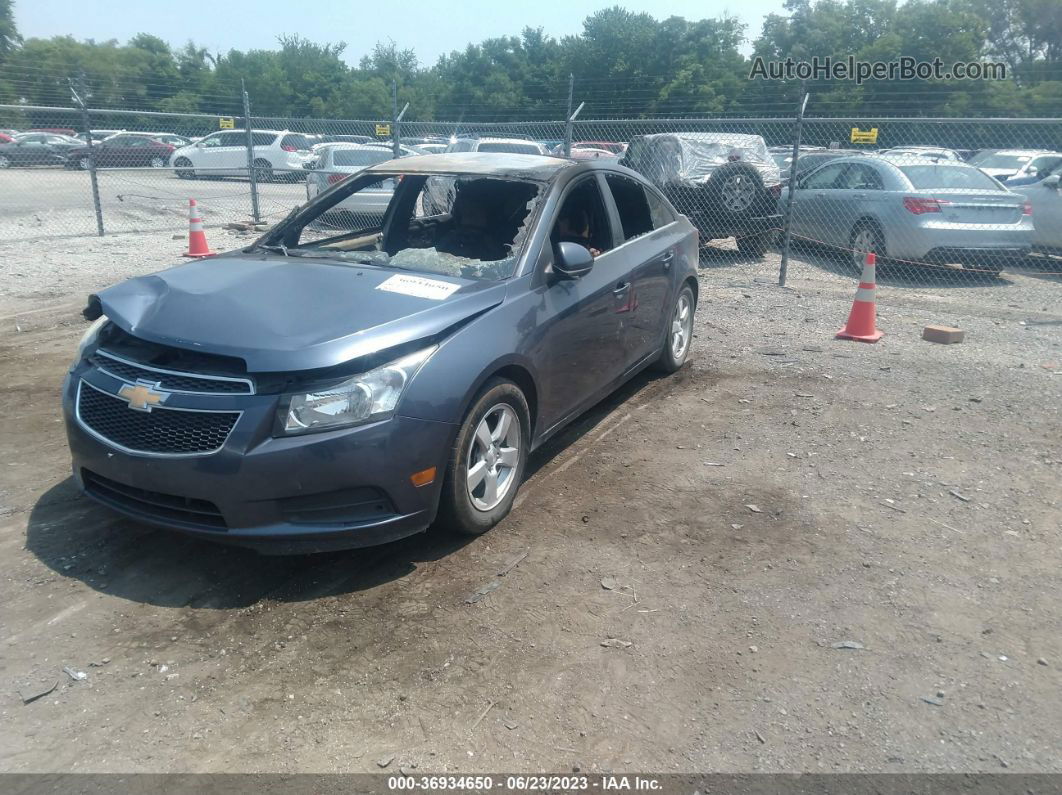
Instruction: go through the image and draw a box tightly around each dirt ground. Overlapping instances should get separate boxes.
[1,238,1060,774]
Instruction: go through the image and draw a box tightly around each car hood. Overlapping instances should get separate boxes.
[97,253,506,372]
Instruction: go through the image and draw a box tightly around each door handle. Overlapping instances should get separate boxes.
[660,251,674,269]
[613,282,631,295]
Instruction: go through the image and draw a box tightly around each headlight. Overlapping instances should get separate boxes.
[73,316,108,367]
[281,345,436,435]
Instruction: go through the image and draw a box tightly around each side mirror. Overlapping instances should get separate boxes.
[1043,174,1061,190]
[552,241,594,279]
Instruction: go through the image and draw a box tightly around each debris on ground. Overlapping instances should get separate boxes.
[601,576,619,591]
[601,637,633,649]
[496,549,530,577]
[465,580,502,604]
[831,641,865,650]
[922,325,965,344]
[62,666,88,682]
[18,679,58,704]
[376,755,395,769]
[745,504,763,513]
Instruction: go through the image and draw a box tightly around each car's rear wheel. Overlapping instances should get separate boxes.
[149,156,166,169]
[0,155,10,169]
[654,283,696,373]
[849,220,886,272]
[173,157,195,179]
[252,159,273,183]
[78,156,92,171]
[438,378,529,536]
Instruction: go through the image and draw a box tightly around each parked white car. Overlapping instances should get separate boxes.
[445,137,550,156]
[969,149,1062,182]
[305,143,421,205]
[1013,173,1062,251]
[171,130,314,181]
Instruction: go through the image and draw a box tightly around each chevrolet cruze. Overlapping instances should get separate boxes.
[63,153,699,553]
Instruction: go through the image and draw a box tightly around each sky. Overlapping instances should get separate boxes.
[15,0,781,64]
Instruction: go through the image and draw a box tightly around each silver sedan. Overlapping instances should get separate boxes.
[781,156,1033,274]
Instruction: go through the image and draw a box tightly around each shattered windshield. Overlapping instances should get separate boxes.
[267,172,544,282]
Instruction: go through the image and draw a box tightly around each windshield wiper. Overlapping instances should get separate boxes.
[256,243,289,256]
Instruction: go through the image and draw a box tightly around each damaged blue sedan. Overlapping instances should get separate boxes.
[63,153,699,553]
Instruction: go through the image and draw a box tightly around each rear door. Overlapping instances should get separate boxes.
[601,173,677,365]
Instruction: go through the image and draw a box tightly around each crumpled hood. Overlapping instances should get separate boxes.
[97,253,506,372]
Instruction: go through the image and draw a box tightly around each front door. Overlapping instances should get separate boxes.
[534,175,630,431]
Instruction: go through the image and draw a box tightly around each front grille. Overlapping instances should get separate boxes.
[91,351,252,394]
[77,382,239,455]
[82,470,227,530]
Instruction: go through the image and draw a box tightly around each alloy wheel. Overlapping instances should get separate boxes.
[150,156,165,168]
[671,291,693,361]
[466,404,520,512]
[721,174,756,212]
[0,155,9,169]
[851,226,878,269]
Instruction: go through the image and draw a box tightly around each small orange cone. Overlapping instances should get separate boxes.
[836,252,883,342]
[183,198,215,258]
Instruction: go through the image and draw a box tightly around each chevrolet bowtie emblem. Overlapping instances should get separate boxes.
[117,379,169,412]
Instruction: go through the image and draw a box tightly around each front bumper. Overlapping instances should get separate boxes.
[62,369,456,554]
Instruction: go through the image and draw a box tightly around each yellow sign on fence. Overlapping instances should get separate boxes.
[375,123,392,137]
[850,127,879,144]
[219,117,235,129]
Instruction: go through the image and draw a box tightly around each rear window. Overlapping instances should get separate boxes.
[899,165,1003,191]
[477,142,542,155]
[332,149,393,167]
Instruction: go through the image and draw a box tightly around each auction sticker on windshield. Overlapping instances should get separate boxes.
[376,274,462,300]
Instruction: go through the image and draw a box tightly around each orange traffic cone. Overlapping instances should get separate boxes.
[836,252,883,343]
[183,198,215,258]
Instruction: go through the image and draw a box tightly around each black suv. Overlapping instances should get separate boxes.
[620,132,782,256]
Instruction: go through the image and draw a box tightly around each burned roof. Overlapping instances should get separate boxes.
[364,152,573,180]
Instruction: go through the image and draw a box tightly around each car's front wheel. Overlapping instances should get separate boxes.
[0,155,10,169]
[173,157,195,179]
[655,283,696,373]
[149,156,166,168]
[77,156,92,171]
[438,378,529,536]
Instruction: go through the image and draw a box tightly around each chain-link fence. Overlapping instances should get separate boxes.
[1,101,1060,292]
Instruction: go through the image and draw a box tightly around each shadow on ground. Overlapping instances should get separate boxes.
[25,370,665,610]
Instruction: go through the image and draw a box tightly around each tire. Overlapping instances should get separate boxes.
[173,157,195,179]
[78,156,92,171]
[736,230,776,258]
[437,378,530,537]
[848,220,886,272]
[0,155,10,169]
[252,159,273,183]
[654,283,696,373]
[705,162,765,217]
[149,156,166,169]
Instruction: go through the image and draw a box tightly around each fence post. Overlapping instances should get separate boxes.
[69,82,104,237]
[242,80,261,224]
[565,99,585,160]
[564,74,574,158]
[392,81,401,160]
[778,90,810,288]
